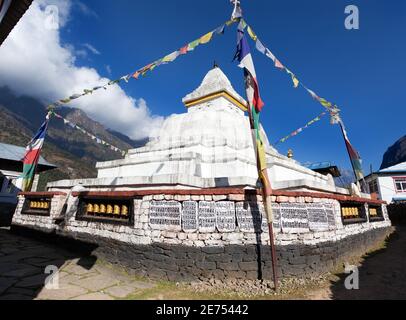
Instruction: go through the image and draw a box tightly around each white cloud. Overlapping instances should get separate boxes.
[0,0,164,140]
[75,1,98,18]
[83,43,100,55]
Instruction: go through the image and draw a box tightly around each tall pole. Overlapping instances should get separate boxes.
[232,0,278,290]
[247,107,279,291]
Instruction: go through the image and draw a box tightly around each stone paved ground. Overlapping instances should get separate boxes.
[1,226,405,300]
[0,228,158,300]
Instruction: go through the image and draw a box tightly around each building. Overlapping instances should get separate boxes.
[12,67,391,282]
[0,142,56,204]
[0,0,33,46]
[365,162,406,203]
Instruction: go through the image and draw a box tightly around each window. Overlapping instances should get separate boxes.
[369,180,379,193]
[394,178,406,193]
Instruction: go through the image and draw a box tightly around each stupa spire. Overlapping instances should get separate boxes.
[182,67,247,111]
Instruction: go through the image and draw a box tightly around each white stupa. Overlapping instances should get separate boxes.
[50,67,343,193]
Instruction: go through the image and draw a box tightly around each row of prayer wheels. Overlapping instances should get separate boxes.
[342,207,360,218]
[30,201,50,209]
[86,203,129,217]
[369,208,378,217]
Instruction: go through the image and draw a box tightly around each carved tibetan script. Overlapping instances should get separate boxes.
[280,203,310,233]
[182,201,198,233]
[324,203,337,229]
[149,201,181,231]
[307,203,329,231]
[198,201,216,233]
[215,201,236,233]
[236,202,263,233]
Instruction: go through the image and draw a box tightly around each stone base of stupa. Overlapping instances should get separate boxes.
[12,187,391,281]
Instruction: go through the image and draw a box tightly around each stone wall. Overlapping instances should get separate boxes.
[11,189,392,281]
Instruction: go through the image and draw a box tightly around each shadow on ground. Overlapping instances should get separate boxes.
[0,203,16,227]
[0,227,98,300]
[329,226,406,300]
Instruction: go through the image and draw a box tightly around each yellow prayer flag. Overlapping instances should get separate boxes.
[199,32,213,44]
[257,140,268,171]
[292,75,299,88]
[247,26,257,41]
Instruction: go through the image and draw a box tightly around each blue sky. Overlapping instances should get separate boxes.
[5,0,406,174]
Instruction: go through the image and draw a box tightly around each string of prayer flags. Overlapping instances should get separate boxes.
[286,69,299,88]
[274,112,327,146]
[46,19,236,112]
[52,112,127,156]
[242,19,340,113]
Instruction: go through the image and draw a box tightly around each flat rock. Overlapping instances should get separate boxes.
[0,278,17,295]
[104,285,137,299]
[36,284,89,300]
[128,281,157,290]
[71,292,114,300]
[71,274,120,291]
[15,274,47,289]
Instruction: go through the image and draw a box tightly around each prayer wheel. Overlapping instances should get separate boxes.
[100,204,107,214]
[121,205,129,216]
[106,204,113,214]
[87,203,94,214]
[114,205,120,215]
[93,204,100,214]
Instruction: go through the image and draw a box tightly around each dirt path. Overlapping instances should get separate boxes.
[321,226,406,300]
[1,226,405,300]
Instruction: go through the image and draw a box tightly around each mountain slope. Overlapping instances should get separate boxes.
[0,87,148,190]
[381,135,406,170]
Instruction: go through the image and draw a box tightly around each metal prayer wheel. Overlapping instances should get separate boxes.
[100,204,106,214]
[44,202,49,209]
[121,205,128,216]
[40,202,45,209]
[113,205,120,215]
[106,204,113,214]
[30,202,36,208]
[87,204,94,214]
[93,204,100,214]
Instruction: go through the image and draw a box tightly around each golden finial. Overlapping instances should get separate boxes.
[287,149,294,159]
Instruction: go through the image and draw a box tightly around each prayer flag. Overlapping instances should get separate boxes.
[235,22,264,113]
[200,32,213,44]
[20,114,51,192]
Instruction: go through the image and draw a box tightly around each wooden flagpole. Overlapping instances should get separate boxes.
[231,0,278,291]
[247,108,279,291]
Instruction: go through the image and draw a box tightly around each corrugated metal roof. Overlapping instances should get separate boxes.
[0,142,55,167]
[379,162,406,173]
[0,0,34,46]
